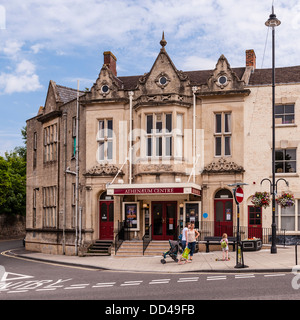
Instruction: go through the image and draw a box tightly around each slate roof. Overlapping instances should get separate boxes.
[117,65,300,90]
[56,84,85,104]
[248,66,300,86]
[55,65,300,103]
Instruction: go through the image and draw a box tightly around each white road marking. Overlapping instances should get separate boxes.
[120,280,143,286]
[93,282,116,288]
[149,278,170,284]
[207,275,227,281]
[177,277,199,282]
[235,274,255,279]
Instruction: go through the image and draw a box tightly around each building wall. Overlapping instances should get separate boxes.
[243,83,300,233]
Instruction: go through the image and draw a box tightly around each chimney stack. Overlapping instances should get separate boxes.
[246,49,256,70]
[103,51,117,76]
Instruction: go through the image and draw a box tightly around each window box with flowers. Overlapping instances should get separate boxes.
[276,192,295,208]
[251,192,271,209]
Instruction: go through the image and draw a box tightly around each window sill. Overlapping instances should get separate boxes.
[275,124,297,128]
[273,173,299,178]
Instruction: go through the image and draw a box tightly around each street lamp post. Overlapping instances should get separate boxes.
[264,7,281,254]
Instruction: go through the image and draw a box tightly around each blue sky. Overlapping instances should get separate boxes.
[0,0,300,155]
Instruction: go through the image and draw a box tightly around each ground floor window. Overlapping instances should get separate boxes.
[275,200,300,231]
[123,202,140,231]
[43,186,57,227]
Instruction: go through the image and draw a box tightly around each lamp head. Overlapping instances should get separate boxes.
[265,6,281,27]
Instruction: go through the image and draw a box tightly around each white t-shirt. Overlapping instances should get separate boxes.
[182,227,188,241]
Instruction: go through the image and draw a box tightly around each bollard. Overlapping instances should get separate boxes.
[296,243,298,266]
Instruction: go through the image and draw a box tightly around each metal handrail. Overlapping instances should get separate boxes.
[142,224,152,255]
[115,221,125,255]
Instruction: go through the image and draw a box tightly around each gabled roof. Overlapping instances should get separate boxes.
[116,65,300,91]
[56,84,85,104]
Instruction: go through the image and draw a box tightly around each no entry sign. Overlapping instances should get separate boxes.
[235,187,244,204]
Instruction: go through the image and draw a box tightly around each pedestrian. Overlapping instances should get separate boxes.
[186,222,200,262]
[178,223,190,264]
[220,233,229,261]
[181,222,190,251]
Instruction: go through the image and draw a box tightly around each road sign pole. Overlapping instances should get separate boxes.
[233,187,248,269]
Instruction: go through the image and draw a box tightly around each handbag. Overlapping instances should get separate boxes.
[182,247,190,260]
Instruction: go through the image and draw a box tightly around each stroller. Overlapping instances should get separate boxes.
[161,240,182,264]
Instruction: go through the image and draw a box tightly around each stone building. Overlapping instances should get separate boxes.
[25,36,300,255]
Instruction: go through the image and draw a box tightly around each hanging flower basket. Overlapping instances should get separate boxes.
[251,192,271,209]
[276,192,295,208]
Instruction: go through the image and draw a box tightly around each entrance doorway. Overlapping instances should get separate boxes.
[152,201,177,240]
[214,189,233,236]
[99,200,114,240]
[248,206,262,239]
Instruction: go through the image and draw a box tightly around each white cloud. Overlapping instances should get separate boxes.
[30,43,44,54]
[0,59,42,94]
[2,40,24,58]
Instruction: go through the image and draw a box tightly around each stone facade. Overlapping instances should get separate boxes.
[26,35,300,255]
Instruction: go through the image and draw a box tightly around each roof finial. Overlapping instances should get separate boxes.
[160,31,167,49]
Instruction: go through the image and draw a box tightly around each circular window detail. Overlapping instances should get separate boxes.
[101,85,109,94]
[159,76,167,85]
[218,76,227,85]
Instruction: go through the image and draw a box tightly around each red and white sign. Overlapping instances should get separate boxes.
[107,184,202,196]
[235,187,244,203]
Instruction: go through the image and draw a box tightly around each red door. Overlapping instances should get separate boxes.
[214,199,233,236]
[152,202,177,240]
[99,201,114,240]
[248,206,262,239]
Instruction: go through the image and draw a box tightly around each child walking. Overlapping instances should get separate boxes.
[220,233,229,261]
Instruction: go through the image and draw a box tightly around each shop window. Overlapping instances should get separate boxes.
[123,202,140,231]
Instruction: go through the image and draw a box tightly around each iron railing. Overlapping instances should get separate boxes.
[196,221,286,244]
[142,225,152,255]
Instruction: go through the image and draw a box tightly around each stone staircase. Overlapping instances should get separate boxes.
[86,240,113,256]
[115,240,170,257]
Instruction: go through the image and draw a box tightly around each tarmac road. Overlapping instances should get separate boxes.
[0,240,300,302]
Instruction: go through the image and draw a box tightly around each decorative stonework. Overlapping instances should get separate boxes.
[133,164,173,176]
[85,164,123,176]
[202,158,244,174]
[142,164,173,172]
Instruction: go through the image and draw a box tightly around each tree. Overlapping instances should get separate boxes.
[0,127,27,216]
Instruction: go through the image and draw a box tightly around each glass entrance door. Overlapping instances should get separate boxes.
[152,201,177,240]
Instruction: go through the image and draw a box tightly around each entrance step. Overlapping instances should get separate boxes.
[144,241,170,256]
[115,241,143,256]
[87,240,113,256]
[115,240,171,256]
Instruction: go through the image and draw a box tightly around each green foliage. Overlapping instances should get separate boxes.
[0,127,27,216]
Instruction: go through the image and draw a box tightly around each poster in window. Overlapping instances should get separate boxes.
[226,209,232,221]
[125,203,138,229]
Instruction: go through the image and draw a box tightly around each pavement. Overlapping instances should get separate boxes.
[11,245,299,273]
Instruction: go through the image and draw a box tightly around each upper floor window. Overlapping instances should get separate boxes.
[97,119,113,161]
[44,124,57,162]
[214,112,231,157]
[72,116,76,158]
[275,104,295,125]
[146,113,172,157]
[275,148,297,173]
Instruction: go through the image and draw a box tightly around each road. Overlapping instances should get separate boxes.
[1,240,300,305]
